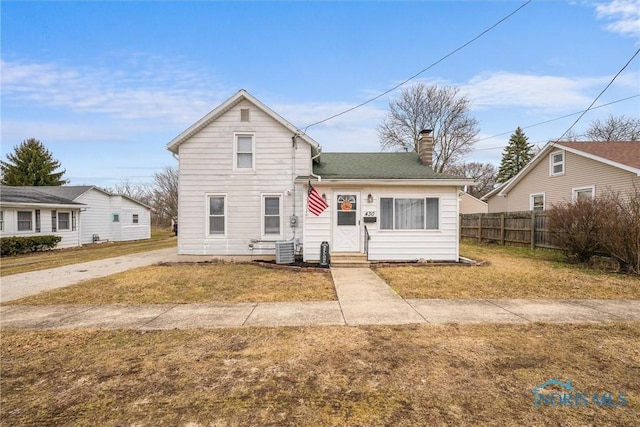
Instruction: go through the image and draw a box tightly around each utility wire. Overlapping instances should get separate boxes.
[302,0,532,134]
[555,47,640,142]
[472,94,640,151]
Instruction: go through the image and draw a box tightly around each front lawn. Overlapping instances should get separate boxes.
[374,241,640,299]
[4,263,336,305]
[2,323,638,426]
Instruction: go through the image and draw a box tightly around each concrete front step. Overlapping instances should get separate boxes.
[330,252,369,268]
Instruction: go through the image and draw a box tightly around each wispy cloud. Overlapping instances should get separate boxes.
[595,0,640,38]
[1,55,227,124]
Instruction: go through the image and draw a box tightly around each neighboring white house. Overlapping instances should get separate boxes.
[0,186,84,248]
[483,141,640,212]
[167,89,473,262]
[0,186,151,246]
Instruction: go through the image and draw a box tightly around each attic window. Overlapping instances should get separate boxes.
[550,150,564,176]
[240,108,250,122]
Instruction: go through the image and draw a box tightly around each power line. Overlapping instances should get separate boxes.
[555,47,640,142]
[302,0,532,134]
[472,94,640,151]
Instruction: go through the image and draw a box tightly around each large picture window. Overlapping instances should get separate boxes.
[208,195,226,235]
[380,197,439,230]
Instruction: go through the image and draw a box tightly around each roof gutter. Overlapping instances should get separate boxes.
[294,178,474,187]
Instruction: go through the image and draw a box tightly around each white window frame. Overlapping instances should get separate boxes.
[206,194,227,237]
[261,194,283,238]
[379,197,440,231]
[133,214,139,224]
[233,132,255,171]
[17,210,34,232]
[57,211,71,231]
[530,193,545,211]
[549,150,565,176]
[572,185,595,201]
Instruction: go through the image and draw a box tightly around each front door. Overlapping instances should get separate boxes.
[332,192,361,252]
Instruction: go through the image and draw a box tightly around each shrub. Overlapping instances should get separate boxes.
[598,185,640,275]
[0,235,63,256]
[547,197,608,263]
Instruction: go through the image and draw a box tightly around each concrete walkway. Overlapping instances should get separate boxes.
[1,257,639,330]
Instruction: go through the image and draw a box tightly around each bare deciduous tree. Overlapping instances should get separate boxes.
[377,83,480,172]
[445,162,497,199]
[152,166,178,226]
[585,114,640,141]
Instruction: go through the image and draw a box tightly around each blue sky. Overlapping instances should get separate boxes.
[2,0,639,187]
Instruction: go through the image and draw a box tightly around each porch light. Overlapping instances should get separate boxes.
[322,193,327,201]
[367,193,373,203]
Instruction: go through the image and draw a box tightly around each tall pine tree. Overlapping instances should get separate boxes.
[1,138,68,186]
[496,127,534,183]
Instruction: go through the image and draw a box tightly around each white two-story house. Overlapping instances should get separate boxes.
[167,90,472,263]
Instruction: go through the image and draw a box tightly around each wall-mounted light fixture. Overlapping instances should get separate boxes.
[367,193,373,203]
[322,193,327,201]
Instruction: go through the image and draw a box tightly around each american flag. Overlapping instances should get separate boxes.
[307,182,328,216]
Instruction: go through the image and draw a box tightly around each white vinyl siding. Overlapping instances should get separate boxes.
[176,98,311,256]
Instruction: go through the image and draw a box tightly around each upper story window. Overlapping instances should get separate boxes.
[240,108,250,122]
[133,214,139,224]
[573,186,594,201]
[531,193,545,211]
[550,150,564,176]
[234,133,255,170]
[0,211,3,231]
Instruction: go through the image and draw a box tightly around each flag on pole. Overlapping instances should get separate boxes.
[307,181,328,216]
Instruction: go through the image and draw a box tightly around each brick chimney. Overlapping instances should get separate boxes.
[418,129,434,167]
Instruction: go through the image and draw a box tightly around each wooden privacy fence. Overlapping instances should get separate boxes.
[460,211,559,250]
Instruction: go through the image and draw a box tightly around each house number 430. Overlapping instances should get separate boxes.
[364,211,376,217]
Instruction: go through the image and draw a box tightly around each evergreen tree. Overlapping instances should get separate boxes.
[1,138,68,186]
[496,127,534,183]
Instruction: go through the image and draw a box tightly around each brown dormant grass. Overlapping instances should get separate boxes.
[2,323,638,426]
[1,227,176,277]
[374,241,640,299]
[6,263,336,305]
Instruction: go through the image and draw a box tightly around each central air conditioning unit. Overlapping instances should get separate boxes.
[275,240,295,264]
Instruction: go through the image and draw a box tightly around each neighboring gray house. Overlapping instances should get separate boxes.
[0,186,151,247]
[483,141,640,212]
[167,89,472,262]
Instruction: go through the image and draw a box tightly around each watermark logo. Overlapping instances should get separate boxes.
[531,379,627,408]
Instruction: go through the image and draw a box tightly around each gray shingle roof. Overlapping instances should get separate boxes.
[312,152,462,180]
[20,185,96,201]
[0,186,84,205]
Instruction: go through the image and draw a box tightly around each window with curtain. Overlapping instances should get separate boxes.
[380,197,439,230]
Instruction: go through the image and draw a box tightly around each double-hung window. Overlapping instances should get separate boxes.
[208,195,226,236]
[133,214,139,224]
[58,212,71,230]
[0,211,3,231]
[235,133,254,170]
[263,195,282,236]
[17,211,33,231]
[531,194,545,211]
[380,197,439,230]
[550,151,564,176]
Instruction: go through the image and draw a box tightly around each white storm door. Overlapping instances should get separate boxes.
[332,192,361,252]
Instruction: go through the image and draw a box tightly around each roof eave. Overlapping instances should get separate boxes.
[295,177,474,186]
[0,202,86,209]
